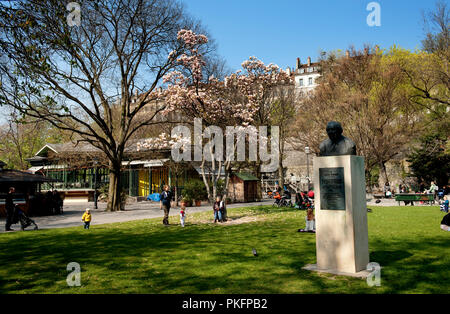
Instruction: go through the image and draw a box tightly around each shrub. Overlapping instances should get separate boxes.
[182,179,208,201]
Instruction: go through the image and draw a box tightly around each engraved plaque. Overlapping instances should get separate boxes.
[319,167,345,210]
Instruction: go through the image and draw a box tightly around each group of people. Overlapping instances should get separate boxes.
[271,184,315,209]
[385,181,450,206]
[272,185,292,206]
[6,180,446,234]
[270,184,315,232]
[157,184,227,228]
[296,190,314,209]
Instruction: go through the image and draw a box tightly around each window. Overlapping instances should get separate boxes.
[307,67,313,73]
[299,79,304,86]
[308,77,313,85]
[299,68,304,74]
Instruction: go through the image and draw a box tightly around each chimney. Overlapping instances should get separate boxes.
[364,47,369,55]
[375,45,380,54]
[346,50,350,58]
[286,67,291,76]
[307,57,311,66]
[296,57,301,70]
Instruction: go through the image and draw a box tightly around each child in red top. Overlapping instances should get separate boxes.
[180,205,186,227]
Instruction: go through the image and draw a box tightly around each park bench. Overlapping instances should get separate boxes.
[373,194,384,199]
[394,193,435,206]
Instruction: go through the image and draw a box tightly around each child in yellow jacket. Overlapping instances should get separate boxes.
[82,208,91,229]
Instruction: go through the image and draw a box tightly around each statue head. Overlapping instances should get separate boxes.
[326,121,343,142]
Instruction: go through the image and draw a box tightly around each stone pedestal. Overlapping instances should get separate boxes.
[311,155,369,274]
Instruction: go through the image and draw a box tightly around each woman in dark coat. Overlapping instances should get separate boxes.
[5,187,15,231]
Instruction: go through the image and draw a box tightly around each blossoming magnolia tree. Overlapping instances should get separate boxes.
[139,30,292,202]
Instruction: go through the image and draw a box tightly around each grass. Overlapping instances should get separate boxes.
[0,204,448,294]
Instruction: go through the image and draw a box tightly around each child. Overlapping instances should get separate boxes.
[440,196,449,213]
[81,208,91,229]
[180,205,186,227]
[305,207,316,232]
[213,196,223,223]
[298,207,315,233]
[273,191,281,206]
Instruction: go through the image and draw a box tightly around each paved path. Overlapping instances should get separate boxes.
[1,197,437,233]
[0,199,274,232]
[365,196,438,207]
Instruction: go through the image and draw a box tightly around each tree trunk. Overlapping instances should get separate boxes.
[200,159,212,202]
[107,165,123,212]
[278,165,285,189]
[253,162,263,200]
[380,161,389,187]
[222,162,232,200]
[278,128,285,189]
[175,176,179,207]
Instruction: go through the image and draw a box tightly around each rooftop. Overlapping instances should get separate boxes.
[0,169,57,183]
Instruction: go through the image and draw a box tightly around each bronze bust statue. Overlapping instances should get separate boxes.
[319,121,356,156]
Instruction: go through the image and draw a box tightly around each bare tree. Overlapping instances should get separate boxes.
[0,0,213,211]
[269,85,297,188]
[292,47,425,186]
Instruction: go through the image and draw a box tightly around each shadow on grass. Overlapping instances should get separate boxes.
[0,206,448,293]
[367,238,449,293]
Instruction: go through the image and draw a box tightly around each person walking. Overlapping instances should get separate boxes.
[160,185,173,226]
[5,187,15,231]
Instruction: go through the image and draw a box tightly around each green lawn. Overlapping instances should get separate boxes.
[0,205,448,294]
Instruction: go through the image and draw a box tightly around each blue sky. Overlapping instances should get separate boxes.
[184,0,440,71]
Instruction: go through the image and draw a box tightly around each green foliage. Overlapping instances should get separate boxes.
[182,179,208,201]
[407,131,450,187]
[0,118,67,170]
[366,166,380,188]
[99,183,110,198]
[216,178,226,196]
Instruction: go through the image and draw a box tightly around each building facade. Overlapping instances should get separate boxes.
[26,142,199,201]
[290,56,321,94]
